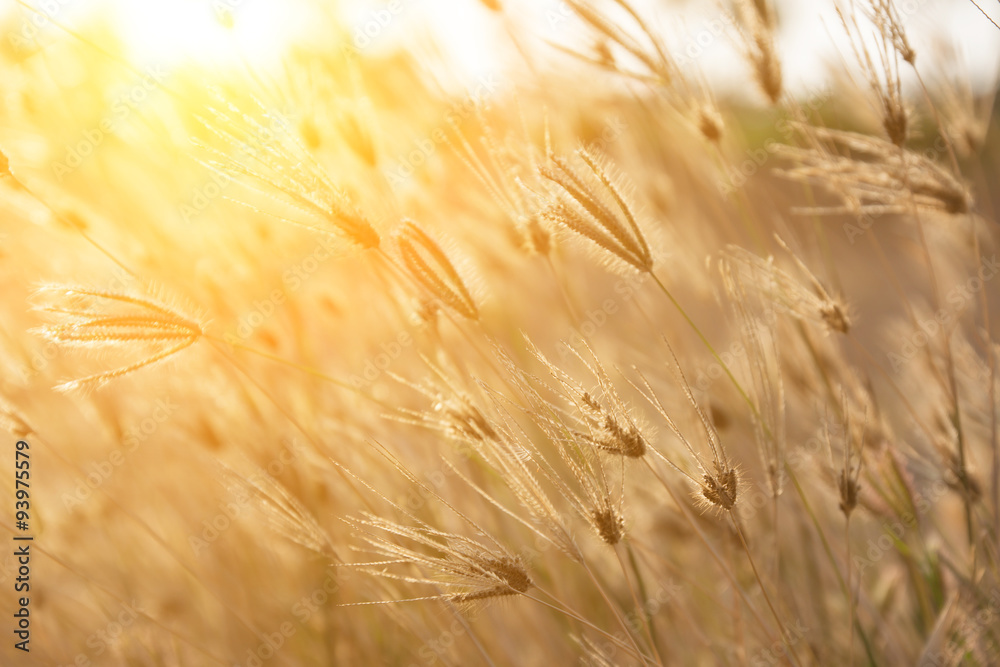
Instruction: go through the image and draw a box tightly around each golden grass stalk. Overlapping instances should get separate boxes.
[721,238,851,335]
[540,149,652,273]
[837,2,909,147]
[31,285,205,391]
[735,0,784,105]
[562,0,678,85]
[394,220,479,321]
[776,126,972,216]
[628,343,742,516]
[195,96,380,249]
[220,462,334,556]
[863,0,916,66]
[445,104,553,256]
[345,512,533,606]
[719,250,786,505]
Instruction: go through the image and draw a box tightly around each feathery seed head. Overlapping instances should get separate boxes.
[523,214,552,256]
[945,451,982,502]
[395,220,479,321]
[434,395,499,443]
[700,461,740,512]
[882,103,908,149]
[590,505,625,545]
[696,106,724,143]
[866,0,915,65]
[596,415,647,458]
[721,242,852,335]
[736,0,783,105]
[540,150,652,273]
[838,467,860,516]
[194,95,380,249]
[331,203,381,249]
[838,5,909,146]
[451,554,532,603]
[819,300,851,334]
[777,127,972,218]
[32,285,205,391]
[336,106,378,168]
[350,513,534,606]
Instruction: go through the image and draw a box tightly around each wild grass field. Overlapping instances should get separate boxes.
[1,0,1000,665]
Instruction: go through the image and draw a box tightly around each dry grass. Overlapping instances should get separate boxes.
[1,1,999,665]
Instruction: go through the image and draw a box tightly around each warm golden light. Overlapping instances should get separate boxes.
[1,1,999,665]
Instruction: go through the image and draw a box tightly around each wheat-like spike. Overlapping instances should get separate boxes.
[564,0,676,84]
[722,243,851,334]
[219,462,334,556]
[193,96,380,249]
[345,512,533,607]
[388,365,502,446]
[837,4,908,147]
[835,403,865,517]
[630,340,744,515]
[776,125,972,216]
[540,151,653,273]
[719,252,786,499]
[735,0,783,104]
[863,0,915,65]
[483,350,630,546]
[31,285,205,391]
[56,339,199,393]
[543,155,640,258]
[528,339,649,459]
[395,220,479,320]
[577,149,651,263]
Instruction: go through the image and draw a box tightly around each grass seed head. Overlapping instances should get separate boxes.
[838,467,860,517]
[591,505,625,545]
[31,285,205,391]
[396,220,479,321]
[540,151,652,273]
[700,461,740,512]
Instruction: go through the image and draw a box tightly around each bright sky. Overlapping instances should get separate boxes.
[3,0,998,96]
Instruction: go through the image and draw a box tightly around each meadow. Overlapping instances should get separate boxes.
[1,0,1000,664]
